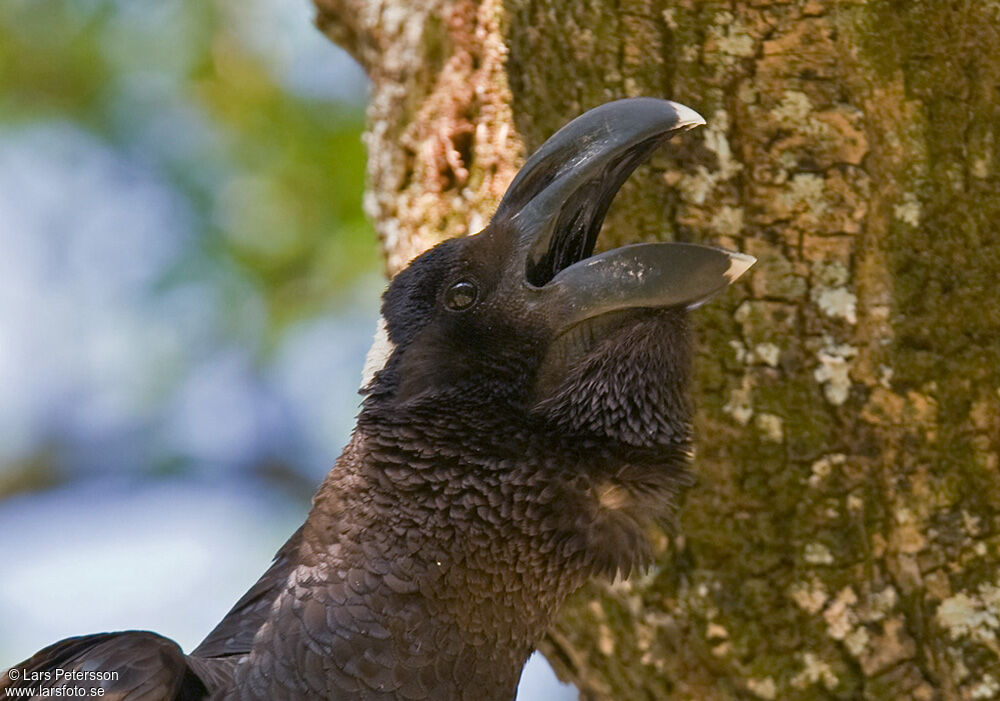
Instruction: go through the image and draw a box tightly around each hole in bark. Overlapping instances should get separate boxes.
[453,129,474,173]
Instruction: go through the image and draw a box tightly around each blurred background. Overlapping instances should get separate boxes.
[0,0,572,697]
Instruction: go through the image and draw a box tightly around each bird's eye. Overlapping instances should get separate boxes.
[444,280,478,311]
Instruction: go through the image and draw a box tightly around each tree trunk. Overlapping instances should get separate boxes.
[313,1,1000,698]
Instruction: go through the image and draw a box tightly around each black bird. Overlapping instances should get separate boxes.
[1,98,753,701]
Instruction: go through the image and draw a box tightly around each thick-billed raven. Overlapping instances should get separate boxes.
[2,98,753,700]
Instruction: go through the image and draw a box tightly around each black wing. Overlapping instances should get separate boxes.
[0,631,208,701]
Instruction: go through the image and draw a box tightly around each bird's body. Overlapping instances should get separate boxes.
[1,99,752,700]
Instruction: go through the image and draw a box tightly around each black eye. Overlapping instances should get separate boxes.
[444,280,478,311]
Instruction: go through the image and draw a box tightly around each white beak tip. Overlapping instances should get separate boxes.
[667,101,707,129]
[724,252,756,284]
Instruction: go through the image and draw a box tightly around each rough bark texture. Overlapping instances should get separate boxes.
[314,1,1000,698]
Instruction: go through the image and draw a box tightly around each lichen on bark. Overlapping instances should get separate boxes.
[314,0,1000,698]
[315,0,525,275]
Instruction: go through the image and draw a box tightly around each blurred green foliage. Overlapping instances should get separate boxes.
[0,0,377,335]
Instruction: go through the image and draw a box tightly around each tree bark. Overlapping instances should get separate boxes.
[313,1,1000,698]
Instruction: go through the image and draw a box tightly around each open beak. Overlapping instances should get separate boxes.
[492,98,754,332]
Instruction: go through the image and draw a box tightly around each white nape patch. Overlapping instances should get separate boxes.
[360,316,395,389]
[667,101,707,129]
[724,251,756,284]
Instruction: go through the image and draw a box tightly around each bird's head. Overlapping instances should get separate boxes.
[352,99,753,580]
[360,98,752,452]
